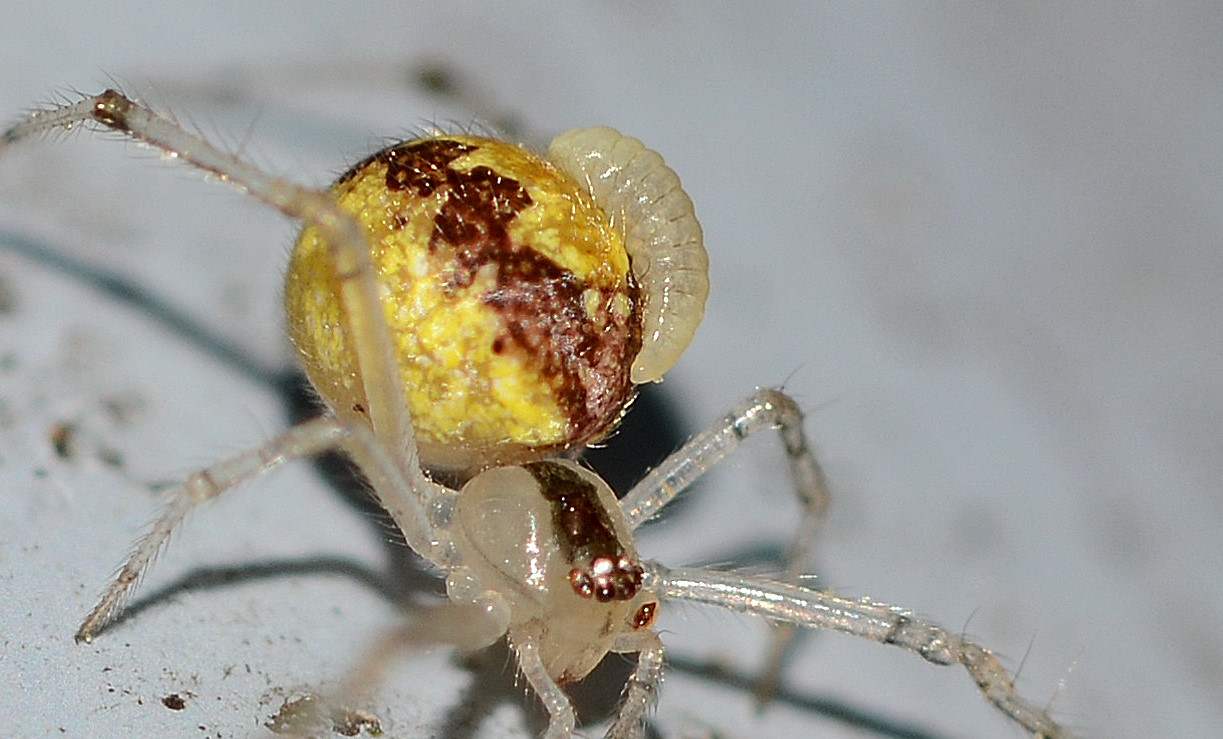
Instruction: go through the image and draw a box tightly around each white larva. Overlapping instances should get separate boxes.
[549,127,709,384]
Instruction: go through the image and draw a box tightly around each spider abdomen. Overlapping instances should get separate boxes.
[286,134,643,468]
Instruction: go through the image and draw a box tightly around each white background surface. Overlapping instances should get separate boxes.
[1,4,1220,738]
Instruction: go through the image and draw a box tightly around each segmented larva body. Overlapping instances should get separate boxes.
[549,127,709,384]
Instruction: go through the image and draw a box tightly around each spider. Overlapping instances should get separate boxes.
[1,89,1070,738]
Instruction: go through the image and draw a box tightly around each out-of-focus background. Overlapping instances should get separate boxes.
[1,4,1219,737]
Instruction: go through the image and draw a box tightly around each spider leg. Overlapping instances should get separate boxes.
[620,388,827,531]
[650,563,1070,739]
[75,416,452,643]
[336,595,511,708]
[2,89,417,468]
[510,622,578,739]
[606,630,665,739]
[619,388,829,701]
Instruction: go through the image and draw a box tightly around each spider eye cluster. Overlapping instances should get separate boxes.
[284,129,706,469]
[520,460,645,603]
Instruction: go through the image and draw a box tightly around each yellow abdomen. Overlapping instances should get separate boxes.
[285,134,640,468]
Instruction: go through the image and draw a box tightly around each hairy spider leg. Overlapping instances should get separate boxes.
[648,564,1070,739]
[619,387,830,702]
[621,392,1068,737]
[71,416,453,642]
[603,626,665,738]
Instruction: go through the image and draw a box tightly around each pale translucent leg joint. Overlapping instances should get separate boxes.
[606,630,665,739]
[509,622,577,739]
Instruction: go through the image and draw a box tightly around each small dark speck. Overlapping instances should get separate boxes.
[414,62,457,95]
[0,272,15,314]
[98,447,124,468]
[49,422,76,460]
[162,693,187,710]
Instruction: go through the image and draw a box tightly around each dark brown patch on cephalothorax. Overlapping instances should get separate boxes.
[345,136,640,445]
[525,461,642,603]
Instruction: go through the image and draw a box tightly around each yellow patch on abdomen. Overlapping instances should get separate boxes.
[285,134,640,468]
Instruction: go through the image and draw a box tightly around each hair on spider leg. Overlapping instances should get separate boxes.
[128,56,529,164]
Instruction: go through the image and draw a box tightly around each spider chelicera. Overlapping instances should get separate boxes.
[1,89,1069,738]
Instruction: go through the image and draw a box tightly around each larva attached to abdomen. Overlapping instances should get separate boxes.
[550,126,709,384]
